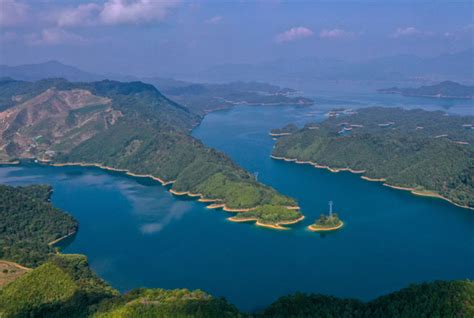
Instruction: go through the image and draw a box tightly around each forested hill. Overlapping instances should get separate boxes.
[0,184,77,267]
[0,78,301,228]
[378,80,474,99]
[146,78,314,116]
[272,107,474,209]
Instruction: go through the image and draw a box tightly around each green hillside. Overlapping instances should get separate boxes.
[261,280,474,318]
[272,107,474,209]
[92,289,241,318]
[0,254,118,318]
[146,79,313,116]
[0,184,77,267]
[0,79,300,227]
[2,258,472,317]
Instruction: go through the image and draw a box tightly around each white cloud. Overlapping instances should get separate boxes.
[57,3,101,27]
[0,0,30,27]
[26,28,86,46]
[319,28,357,39]
[204,15,222,24]
[54,0,180,27]
[275,26,313,43]
[390,26,434,38]
[100,0,180,25]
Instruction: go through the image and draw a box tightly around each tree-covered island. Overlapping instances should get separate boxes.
[307,201,343,232]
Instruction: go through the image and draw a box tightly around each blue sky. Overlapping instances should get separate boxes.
[0,0,472,76]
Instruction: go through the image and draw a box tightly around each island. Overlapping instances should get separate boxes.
[307,201,343,232]
[308,214,343,232]
[378,80,474,99]
[0,78,303,228]
[271,107,474,210]
[1,183,473,317]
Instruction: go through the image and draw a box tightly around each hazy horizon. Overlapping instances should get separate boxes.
[0,0,472,77]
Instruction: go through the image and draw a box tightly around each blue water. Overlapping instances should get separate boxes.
[0,93,473,312]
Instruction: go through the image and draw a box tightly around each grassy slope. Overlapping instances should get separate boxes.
[273,107,474,208]
[0,254,118,318]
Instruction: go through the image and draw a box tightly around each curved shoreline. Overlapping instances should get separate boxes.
[271,155,473,211]
[269,132,292,137]
[307,221,344,232]
[48,230,77,246]
[228,215,305,230]
[42,161,305,229]
[50,162,176,186]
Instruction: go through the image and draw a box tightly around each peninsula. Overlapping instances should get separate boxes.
[0,78,302,228]
[378,80,474,99]
[147,79,314,116]
[272,107,474,210]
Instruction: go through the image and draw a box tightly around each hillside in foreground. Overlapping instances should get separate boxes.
[2,256,472,317]
[272,107,474,209]
[1,183,473,317]
[0,78,301,228]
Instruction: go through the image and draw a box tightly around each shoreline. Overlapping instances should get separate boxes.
[269,132,292,137]
[29,160,305,230]
[271,155,366,174]
[271,155,473,211]
[382,183,474,211]
[307,221,344,232]
[228,215,305,230]
[49,162,176,186]
[0,160,20,165]
[48,230,77,246]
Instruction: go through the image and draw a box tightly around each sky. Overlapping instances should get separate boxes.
[0,0,472,77]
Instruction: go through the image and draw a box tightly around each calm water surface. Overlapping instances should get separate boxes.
[1,93,473,312]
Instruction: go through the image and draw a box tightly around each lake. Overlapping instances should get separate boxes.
[1,92,473,312]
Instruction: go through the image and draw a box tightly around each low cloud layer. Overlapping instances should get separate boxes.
[275,26,314,43]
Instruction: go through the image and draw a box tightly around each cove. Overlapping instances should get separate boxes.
[0,97,473,312]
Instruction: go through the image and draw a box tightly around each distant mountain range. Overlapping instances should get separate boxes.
[1,48,472,86]
[0,61,103,82]
[190,49,474,84]
[378,81,474,99]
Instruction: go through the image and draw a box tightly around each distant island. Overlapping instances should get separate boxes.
[1,184,472,317]
[308,201,343,232]
[378,80,474,99]
[0,78,303,229]
[271,107,474,210]
[147,78,314,116]
[269,123,299,137]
